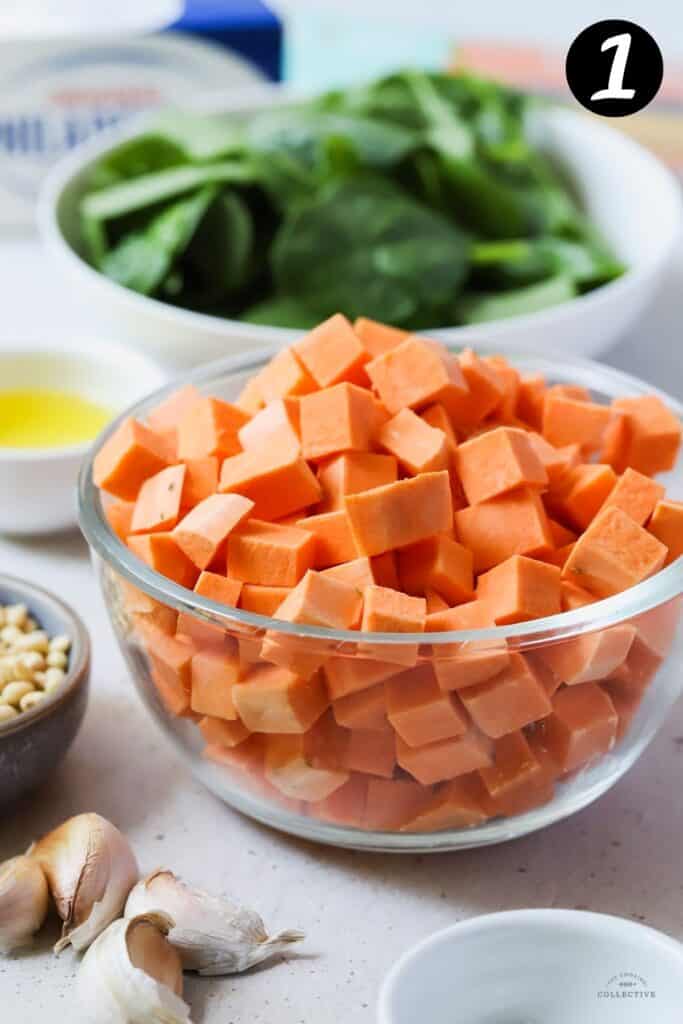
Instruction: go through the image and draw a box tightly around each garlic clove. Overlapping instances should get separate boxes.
[0,855,49,953]
[77,912,193,1024]
[31,812,138,953]
[125,869,304,975]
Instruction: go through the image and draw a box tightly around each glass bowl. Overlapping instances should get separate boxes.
[78,344,683,852]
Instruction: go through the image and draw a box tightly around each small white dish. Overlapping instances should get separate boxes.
[39,91,683,368]
[378,909,683,1024]
[0,338,167,535]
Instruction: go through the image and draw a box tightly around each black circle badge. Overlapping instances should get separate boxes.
[566,20,663,116]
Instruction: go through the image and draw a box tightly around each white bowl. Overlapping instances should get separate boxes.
[39,93,683,368]
[379,909,683,1024]
[0,338,167,535]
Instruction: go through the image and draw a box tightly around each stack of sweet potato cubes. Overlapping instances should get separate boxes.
[94,315,683,833]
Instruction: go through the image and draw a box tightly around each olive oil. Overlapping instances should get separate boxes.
[0,389,114,448]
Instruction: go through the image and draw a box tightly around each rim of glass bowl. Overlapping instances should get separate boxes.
[78,343,683,652]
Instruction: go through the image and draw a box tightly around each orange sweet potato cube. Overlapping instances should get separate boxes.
[265,735,349,801]
[459,653,552,738]
[127,532,198,588]
[273,570,363,629]
[139,621,196,715]
[317,451,398,510]
[172,493,254,570]
[516,374,546,430]
[361,585,426,666]
[448,349,505,430]
[483,356,520,420]
[542,395,615,453]
[106,500,134,541]
[527,432,581,486]
[306,713,396,778]
[332,682,389,732]
[540,624,636,686]
[299,383,379,461]
[366,336,468,415]
[312,772,369,827]
[253,347,317,402]
[386,664,469,747]
[477,555,561,625]
[194,570,242,607]
[321,557,378,590]
[398,535,474,606]
[295,510,358,568]
[227,520,316,586]
[599,467,665,527]
[561,580,597,611]
[539,683,618,773]
[648,500,683,564]
[611,395,682,475]
[563,505,667,598]
[454,427,547,505]
[293,313,369,387]
[454,488,553,572]
[428,601,509,692]
[239,584,292,616]
[177,571,242,645]
[400,774,490,832]
[219,448,321,520]
[190,646,243,719]
[232,664,328,733]
[237,399,301,458]
[479,731,554,817]
[420,402,459,451]
[353,317,408,358]
[94,417,172,500]
[396,728,493,785]
[377,408,449,475]
[147,384,202,433]
[548,464,618,532]
[177,396,249,460]
[199,715,251,748]
[130,464,186,534]
[181,457,219,509]
[323,657,401,700]
[345,471,453,556]
[363,778,431,831]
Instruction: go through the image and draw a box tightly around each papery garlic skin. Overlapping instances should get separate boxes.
[32,812,138,953]
[0,856,49,953]
[125,870,304,975]
[78,911,193,1024]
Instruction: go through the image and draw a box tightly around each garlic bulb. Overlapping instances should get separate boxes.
[32,812,139,953]
[125,870,304,975]
[78,911,193,1024]
[0,855,49,953]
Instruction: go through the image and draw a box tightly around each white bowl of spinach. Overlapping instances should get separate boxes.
[40,71,682,366]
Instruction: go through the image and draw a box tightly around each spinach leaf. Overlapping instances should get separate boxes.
[471,237,623,287]
[242,295,321,329]
[170,190,254,304]
[457,274,576,323]
[86,134,188,191]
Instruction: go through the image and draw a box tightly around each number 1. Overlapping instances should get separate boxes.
[591,33,636,101]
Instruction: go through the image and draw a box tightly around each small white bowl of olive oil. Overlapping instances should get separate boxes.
[0,339,167,534]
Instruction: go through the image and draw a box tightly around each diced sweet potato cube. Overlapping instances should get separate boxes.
[232,664,328,733]
[563,505,667,598]
[363,778,431,831]
[366,336,468,416]
[199,715,251,748]
[398,535,474,606]
[361,585,426,666]
[611,395,682,475]
[397,728,493,785]
[147,385,202,433]
[312,772,369,827]
[265,735,349,801]
[324,657,401,700]
[150,665,190,717]
[237,399,301,458]
[454,427,547,505]
[561,580,597,611]
[386,664,468,747]
[420,402,459,451]
[542,394,615,453]
[173,493,253,570]
[296,510,358,568]
[400,775,490,832]
[219,448,321,521]
[120,580,178,634]
[455,488,553,572]
[130,464,186,534]
[353,317,408,358]
[479,731,554,817]
[648,500,683,564]
[548,519,577,548]
[540,624,636,687]
[177,571,242,645]
[539,683,618,773]
[139,621,195,714]
[425,588,450,614]
[428,601,509,692]
[94,417,172,500]
[305,710,396,777]
[177,396,249,460]
[181,457,219,509]
[127,531,198,588]
[228,520,316,586]
[539,543,575,570]
[377,408,449,476]
[235,377,264,415]
[317,451,398,510]
[516,374,546,430]
[460,653,552,738]
[448,349,506,430]
[299,383,378,461]
[191,647,242,719]
[333,682,389,732]
[527,433,581,486]
[548,464,618,532]
[294,313,368,387]
[273,570,363,629]
[601,682,642,740]
[346,471,453,556]
[194,571,242,608]
[477,555,561,625]
[599,467,665,527]
[321,557,378,591]
[253,347,317,402]
[106,500,134,541]
[239,584,292,616]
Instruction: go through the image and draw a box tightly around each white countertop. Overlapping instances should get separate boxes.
[2,237,683,1023]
